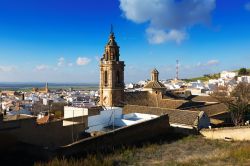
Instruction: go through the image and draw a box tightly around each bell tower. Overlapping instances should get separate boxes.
[99,27,125,107]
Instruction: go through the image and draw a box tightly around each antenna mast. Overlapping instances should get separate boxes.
[176,60,179,80]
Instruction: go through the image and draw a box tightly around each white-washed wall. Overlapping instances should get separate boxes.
[86,107,122,132]
[115,113,158,127]
[201,127,250,141]
[123,113,158,120]
[64,106,88,119]
[114,119,138,127]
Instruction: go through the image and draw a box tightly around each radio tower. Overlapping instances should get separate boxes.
[176,60,179,80]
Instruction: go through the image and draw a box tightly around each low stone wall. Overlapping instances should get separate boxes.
[0,116,87,149]
[200,126,250,141]
[56,114,171,157]
[171,125,198,135]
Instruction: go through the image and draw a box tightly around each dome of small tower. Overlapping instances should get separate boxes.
[151,68,159,82]
[151,68,159,74]
[144,68,166,93]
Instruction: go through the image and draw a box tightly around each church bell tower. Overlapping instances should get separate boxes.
[99,27,125,107]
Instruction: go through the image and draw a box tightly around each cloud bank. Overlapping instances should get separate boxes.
[197,59,219,67]
[76,57,91,66]
[57,57,65,67]
[120,0,216,44]
[35,64,49,71]
[0,65,17,72]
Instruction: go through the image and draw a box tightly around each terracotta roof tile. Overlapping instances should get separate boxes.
[189,103,229,117]
[37,116,49,124]
[144,81,166,89]
[123,105,201,126]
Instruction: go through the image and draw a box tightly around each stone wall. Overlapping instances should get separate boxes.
[200,126,250,141]
[88,106,102,116]
[0,116,87,149]
[56,114,171,157]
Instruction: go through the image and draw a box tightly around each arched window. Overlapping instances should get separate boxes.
[104,71,108,86]
[116,71,120,84]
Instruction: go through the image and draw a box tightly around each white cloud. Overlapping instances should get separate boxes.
[35,64,49,71]
[76,57,91,66]
[0,65,17,72]
[57,57,65,67]
[57,57,74,67]
[245,2,250,11]
[207,59,219,66]
[119,0,216,44]
[197,59,219,67]
[146,28,187,44]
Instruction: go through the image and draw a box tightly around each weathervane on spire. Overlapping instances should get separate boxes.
[110,24,114,34]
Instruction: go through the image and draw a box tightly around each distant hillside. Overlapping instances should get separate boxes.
[184,68,250,82]
[184,73,220,82]
[233,68,250,74]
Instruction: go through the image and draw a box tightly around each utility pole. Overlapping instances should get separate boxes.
[48,102,51,122]
[113,107,115,130]
[0,94,2,113]
[72,109,75,143]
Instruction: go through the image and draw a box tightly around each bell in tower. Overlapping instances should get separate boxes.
[99,26,125,107]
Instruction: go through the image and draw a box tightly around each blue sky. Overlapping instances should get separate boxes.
[0,0,249,83]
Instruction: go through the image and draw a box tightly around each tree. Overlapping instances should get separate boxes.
[229,83,250,125]
[203,74,210,78]
[238,68,248,76]
[213,83,250,126]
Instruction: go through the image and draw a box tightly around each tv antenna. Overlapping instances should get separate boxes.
[176,60,179,80]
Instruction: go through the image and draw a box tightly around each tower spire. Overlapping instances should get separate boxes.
[99,27,125,107]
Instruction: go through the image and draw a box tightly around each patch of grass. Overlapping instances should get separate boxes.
[36,155,113,166]
[36,136,250,166]
[229,144,250,162]
[178,135,199,142]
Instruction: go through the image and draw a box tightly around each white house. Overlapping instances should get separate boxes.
[220,71,237,79]
[64,106,88,119]
[137,80,147,86]
[237,76,250,83]
[125,83,134,89]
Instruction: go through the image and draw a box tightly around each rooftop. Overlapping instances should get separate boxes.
[144,81,166,89]
[123,105,203,127]
[2,114,35,122]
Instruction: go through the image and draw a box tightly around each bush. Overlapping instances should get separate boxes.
[238,68,248,76]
